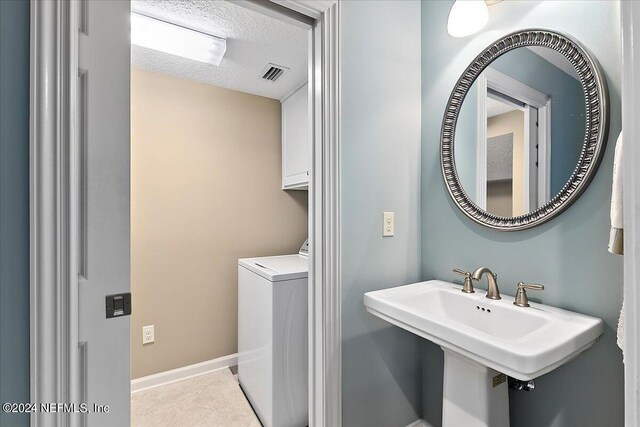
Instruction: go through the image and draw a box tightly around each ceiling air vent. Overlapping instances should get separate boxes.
[260,63,289,83]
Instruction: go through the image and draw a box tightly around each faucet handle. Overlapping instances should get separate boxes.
[453,268,471,277]
[514,282,544,307]
[518,282,544,291]
[453,269,475,294]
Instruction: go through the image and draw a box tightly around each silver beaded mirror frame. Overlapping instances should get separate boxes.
[441,29,609,231]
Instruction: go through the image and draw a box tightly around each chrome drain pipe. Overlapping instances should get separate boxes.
[509,378,535,392]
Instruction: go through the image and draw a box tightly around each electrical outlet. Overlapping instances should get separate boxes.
[142,325,154,345]
[383,212,394,237]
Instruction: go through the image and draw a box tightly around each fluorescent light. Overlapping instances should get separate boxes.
[447,0,489,38]
[131,12,226,66]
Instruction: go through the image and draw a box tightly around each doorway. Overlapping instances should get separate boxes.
[29,1,341,426]
[129,2,308,425]
[475,67,551,215]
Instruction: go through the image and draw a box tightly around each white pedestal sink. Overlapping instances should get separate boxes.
[364,280,603,427]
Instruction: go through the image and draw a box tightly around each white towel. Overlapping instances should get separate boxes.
[609,132,624,255]
[618,301,625,354]
[609,132,624,354]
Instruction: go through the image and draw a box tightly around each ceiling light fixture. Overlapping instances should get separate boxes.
[447,0,502,38]
[131,12,227,66]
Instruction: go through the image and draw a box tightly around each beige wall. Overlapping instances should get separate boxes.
[487,110,525,216]
[131,69,308,379]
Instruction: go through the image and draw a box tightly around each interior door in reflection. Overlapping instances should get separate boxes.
[485,89,540,217]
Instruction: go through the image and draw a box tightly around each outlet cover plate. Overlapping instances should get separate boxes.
[383,212,394,237]
[142,325,154,345]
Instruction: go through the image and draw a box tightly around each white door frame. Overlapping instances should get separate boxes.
[476,67,551,212]
[29,1,342,426]
[622,2,640,426]
[30,1,80,425]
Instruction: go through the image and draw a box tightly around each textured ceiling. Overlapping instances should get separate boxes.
[131,0,308,100]
[487,96,518,118]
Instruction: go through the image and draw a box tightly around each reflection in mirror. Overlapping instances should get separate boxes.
[455,46,585,218]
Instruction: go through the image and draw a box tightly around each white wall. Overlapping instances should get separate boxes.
[340,1,423,426]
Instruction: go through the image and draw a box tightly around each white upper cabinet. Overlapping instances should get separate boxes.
[281,83,309,190]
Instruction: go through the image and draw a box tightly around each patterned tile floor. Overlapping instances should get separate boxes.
[131,368,261,427]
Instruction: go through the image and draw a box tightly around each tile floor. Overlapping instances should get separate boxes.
[131,368,262,427]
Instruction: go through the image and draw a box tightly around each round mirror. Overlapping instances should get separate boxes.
[441,30,609,230]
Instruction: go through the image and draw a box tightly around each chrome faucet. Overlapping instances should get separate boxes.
[453,268,475,293]
[513,282,544,307]
[471,267,501,300]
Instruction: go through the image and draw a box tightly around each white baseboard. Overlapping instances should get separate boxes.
[405,420,432,427]
[131,353,238,393]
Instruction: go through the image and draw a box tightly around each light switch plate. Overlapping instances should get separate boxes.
[142,325,154,345]
[383,212,394,237]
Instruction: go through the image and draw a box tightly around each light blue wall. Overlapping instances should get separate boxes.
[421,1,623,427]
[454,83,477,196]
[489,48,586,195]
[340,1,423,426]
[0,0,30,426]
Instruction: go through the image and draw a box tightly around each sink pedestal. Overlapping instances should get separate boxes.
[442,348,509,427]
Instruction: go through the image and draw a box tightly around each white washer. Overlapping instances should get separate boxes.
[238,241,308,427]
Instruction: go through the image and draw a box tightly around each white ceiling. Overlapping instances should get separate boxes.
[487,97,518,118]
[131,0,308,100]
[526,46,580,82]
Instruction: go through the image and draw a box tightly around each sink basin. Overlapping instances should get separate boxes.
[365,279,605,426]
[364,280,603,381]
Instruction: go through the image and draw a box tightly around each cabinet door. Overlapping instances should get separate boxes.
[282,83,309,189]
